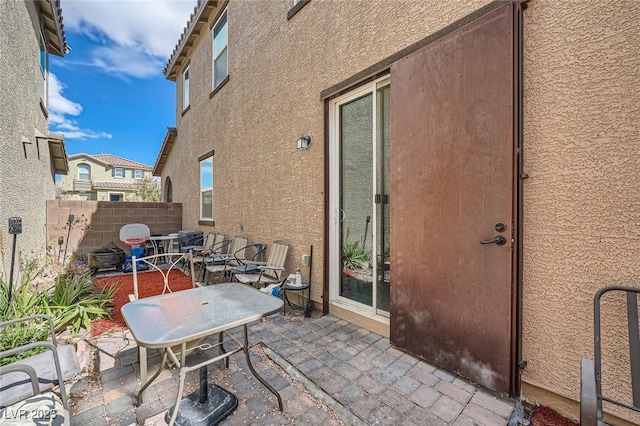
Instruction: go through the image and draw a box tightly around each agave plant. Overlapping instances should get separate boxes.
[342,240,371,270]
[44,271,116,334]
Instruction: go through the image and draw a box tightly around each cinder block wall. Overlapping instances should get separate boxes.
[46,200,182,261]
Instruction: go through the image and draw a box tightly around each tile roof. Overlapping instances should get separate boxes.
[92,181,138,190]
[69,153,152,170]
[41,0,67,56]
[164,0,217,80]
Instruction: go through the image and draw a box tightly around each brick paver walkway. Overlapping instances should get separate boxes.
[69,307,516,425]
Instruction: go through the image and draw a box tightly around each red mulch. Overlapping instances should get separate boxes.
[91,270,194,336]
[530,406,578,426]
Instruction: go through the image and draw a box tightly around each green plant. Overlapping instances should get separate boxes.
[0,259,117,364]
[0,281,50,366]
[0,262,48,321]
[0,317,50,366]
[44,271,116,333]
[342,241,371,270]
[135,176,161,202]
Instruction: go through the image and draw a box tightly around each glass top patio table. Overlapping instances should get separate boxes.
[121,282,283,348]
[121,283,285,425]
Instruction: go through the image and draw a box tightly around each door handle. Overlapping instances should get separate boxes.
[481,236,506,245]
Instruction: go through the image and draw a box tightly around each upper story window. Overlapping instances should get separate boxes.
[78,164,91,181]
[112,168,125,178]
[182,66,190,110]
[133,170,144,179]
[38,25,48,107]
[200,154,213,221]
[212,8,228,90]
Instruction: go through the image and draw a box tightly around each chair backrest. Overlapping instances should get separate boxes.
[209,232,226,251]
[0,314,79,410]
[235,243,266,263]
[267,240,289,269]
[583,286,640,425]
[229,235,248,258]
[211,239,232,255]
[131,252,193,299]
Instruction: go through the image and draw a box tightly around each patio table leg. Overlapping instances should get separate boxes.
[242,324,283,411]
[218,332,228,370]
[137,350,168,406]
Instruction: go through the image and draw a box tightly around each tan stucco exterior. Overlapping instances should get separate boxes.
[59,154,153,201]
[0,0,66,278]
[520,0,640,422]
[159,0,492,317]
[156,0,640,421]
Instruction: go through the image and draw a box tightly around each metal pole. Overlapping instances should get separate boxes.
[8,233,17,304]
[306,245,313,317]
[362,215,371,248]
[62,215,74,267]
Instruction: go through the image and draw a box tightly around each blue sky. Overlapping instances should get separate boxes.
[49,0,197,168]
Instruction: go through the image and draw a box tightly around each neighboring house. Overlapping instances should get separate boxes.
[153,0,639,422]
[0,0,68,276]
[59,153,153,201]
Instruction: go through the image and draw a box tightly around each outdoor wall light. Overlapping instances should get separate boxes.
[297,135,311,150]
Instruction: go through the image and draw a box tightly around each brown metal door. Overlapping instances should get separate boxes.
[390,4,517,394]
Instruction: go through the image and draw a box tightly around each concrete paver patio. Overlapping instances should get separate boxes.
[69,306,518,425]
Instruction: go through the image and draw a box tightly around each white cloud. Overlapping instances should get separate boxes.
[91,46,164,79]
[48,73,112,140]
[62,0,195,78]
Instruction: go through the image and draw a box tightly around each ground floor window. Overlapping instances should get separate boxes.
[199,152,214,220]
[109,193,123,202]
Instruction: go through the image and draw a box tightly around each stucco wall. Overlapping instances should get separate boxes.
[0,1,56,278]
[161,0,490,308]
[159,0,640,419]
[521,0,640,421]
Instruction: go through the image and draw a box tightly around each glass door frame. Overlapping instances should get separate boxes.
[328,75,390,322]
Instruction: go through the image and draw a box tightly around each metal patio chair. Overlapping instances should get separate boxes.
[232,240,289,287]
[0,315,80,424]
[581,286,640,426]
[203,235,248,283]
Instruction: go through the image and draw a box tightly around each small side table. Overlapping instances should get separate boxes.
[283,276,311,318]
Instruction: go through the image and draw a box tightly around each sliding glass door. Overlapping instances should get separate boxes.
[330,76,390,319]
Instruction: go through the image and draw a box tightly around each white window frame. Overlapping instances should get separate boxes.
[328,75,391,323]
[200,155,213,221]
[212,8,228,90]
[38,24,48,107]
[113,168,125,178]
[78,164,91,181]
[133,170,144,180]
[182,65,190,110]
[78,193,90,201]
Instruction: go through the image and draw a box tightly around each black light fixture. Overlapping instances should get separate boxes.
[297,135,311,150]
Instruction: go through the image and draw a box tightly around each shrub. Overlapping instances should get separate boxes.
[44,271,116,333]
[0,267,116,366]
[342,241,371,270]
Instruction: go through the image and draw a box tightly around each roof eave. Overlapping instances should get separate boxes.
[47,133,69,174]
[40,0,66,57]
[164,0,218,81]
[68,153,111,167]
[153,127,178,176]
